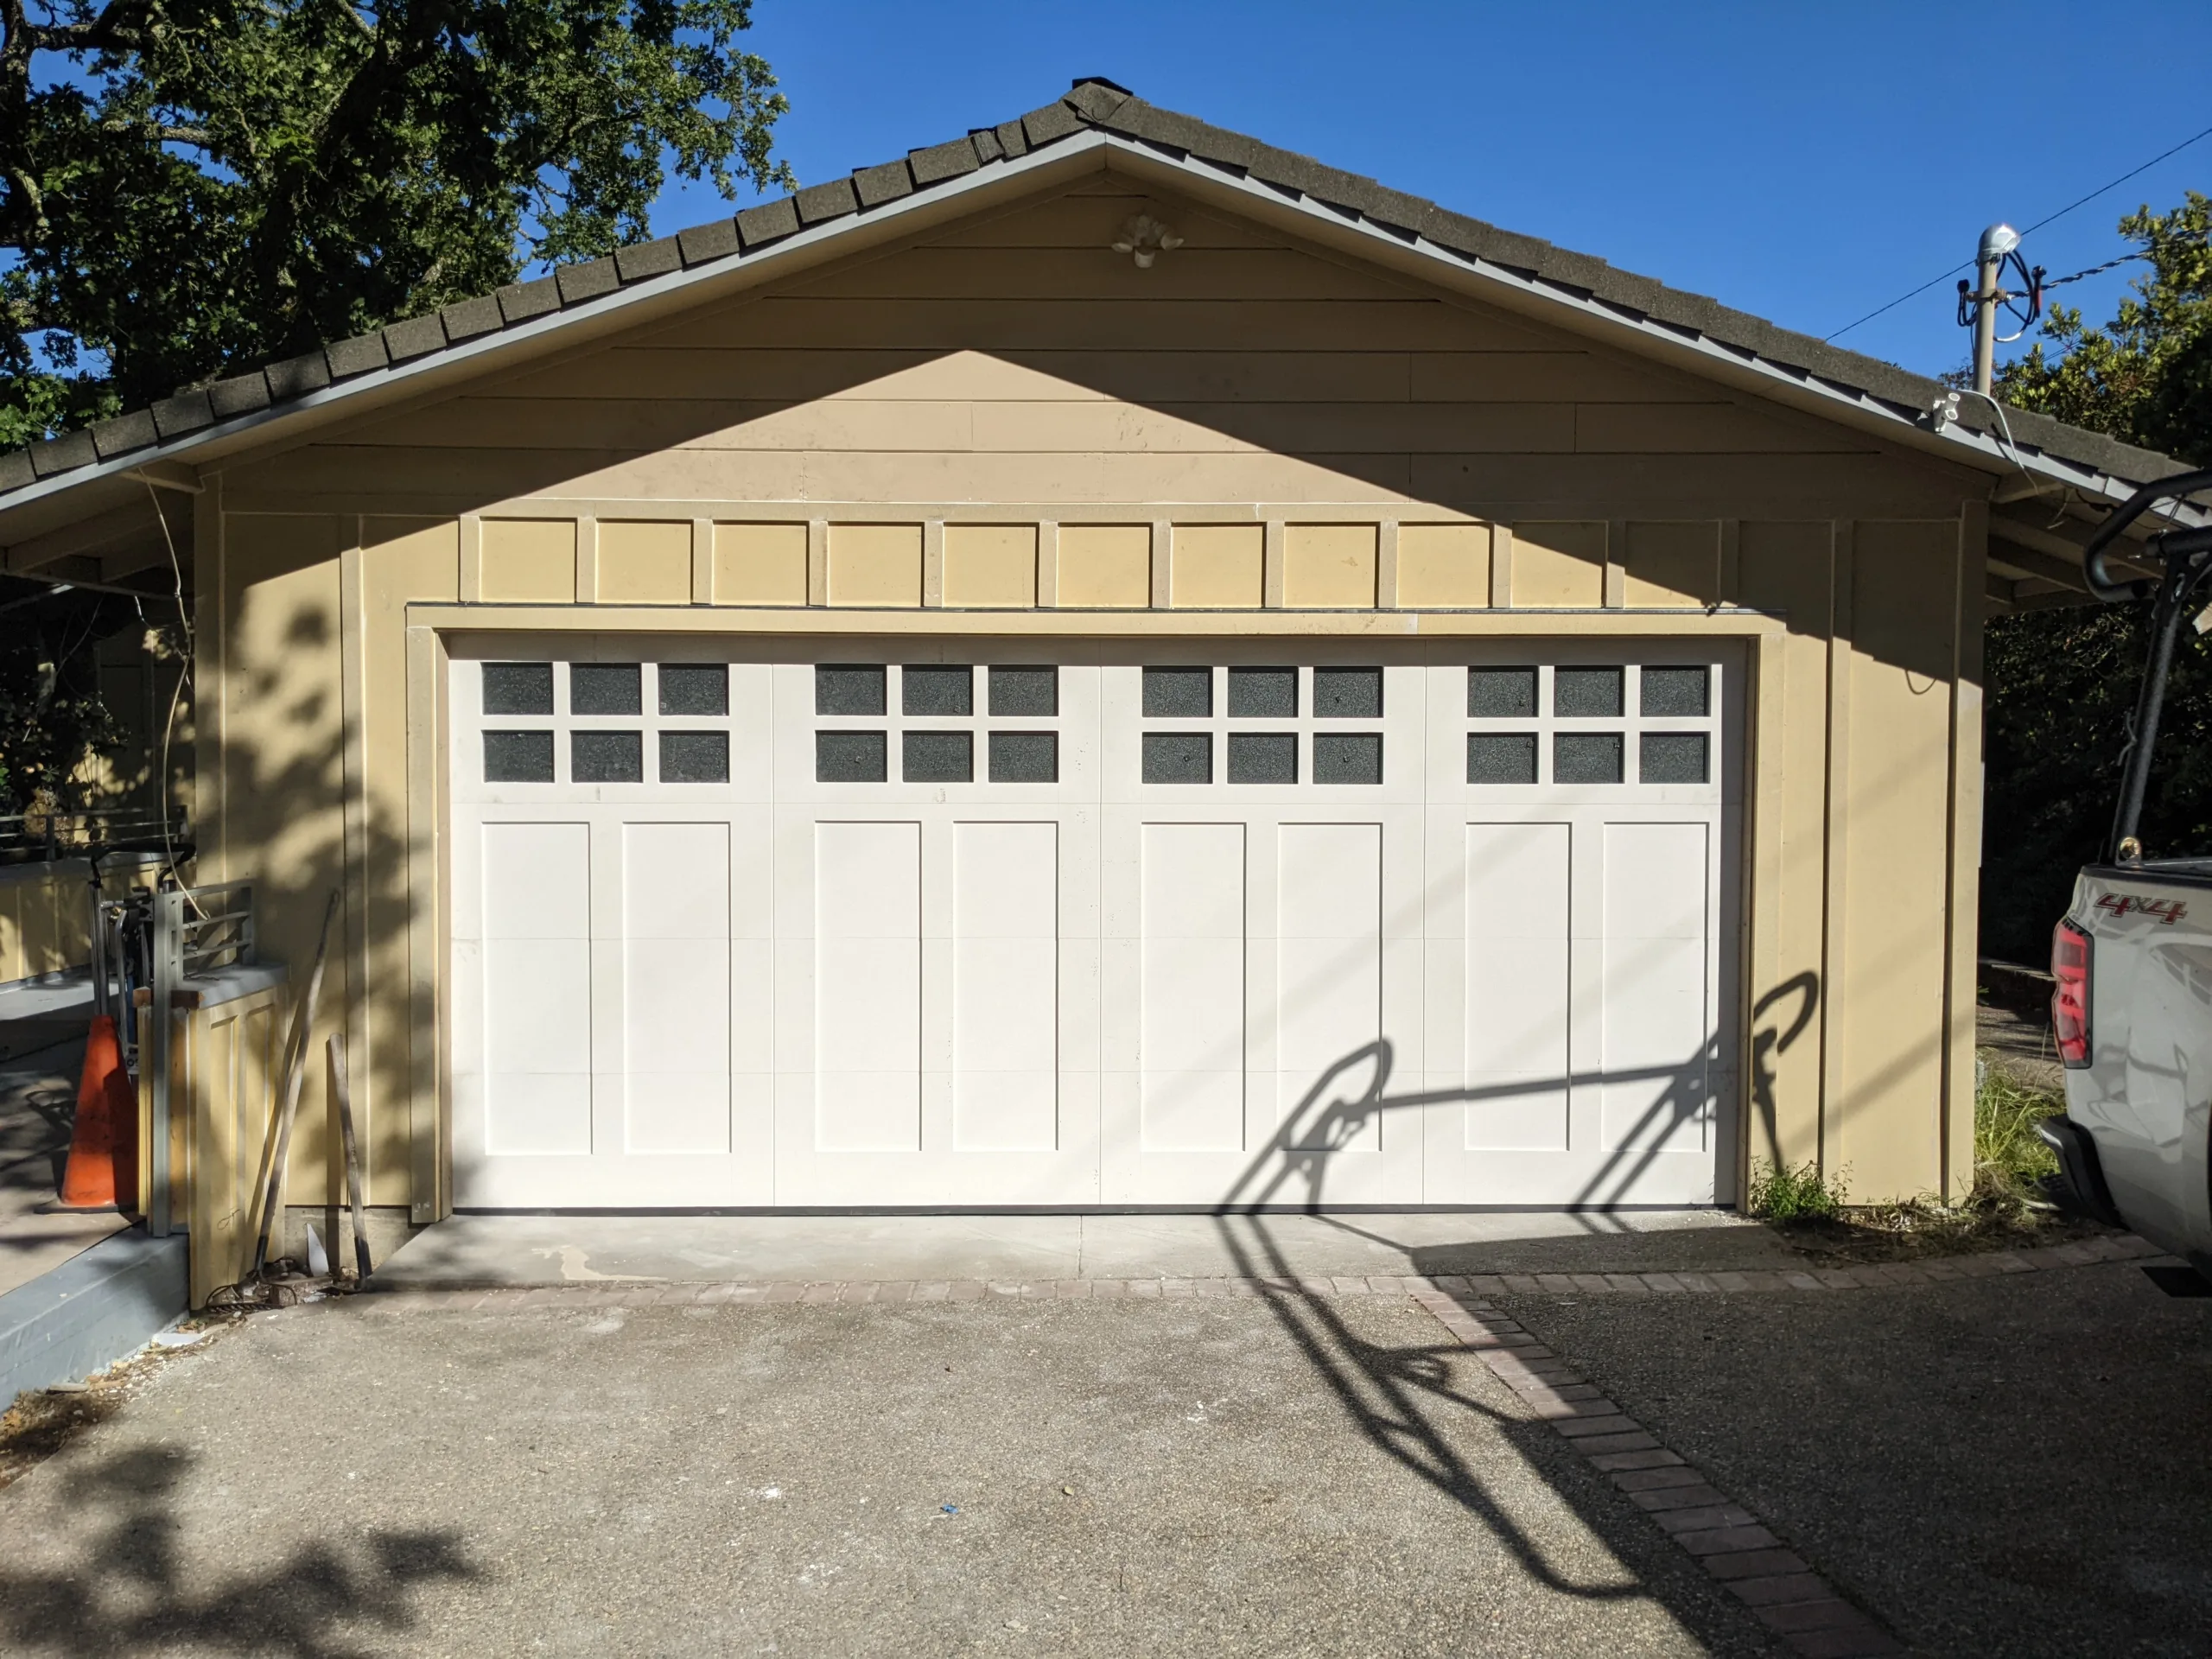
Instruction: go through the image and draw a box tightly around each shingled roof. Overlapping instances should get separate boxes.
[1,76,2198,508]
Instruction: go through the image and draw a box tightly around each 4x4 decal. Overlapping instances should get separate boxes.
[2096,892,2189,925]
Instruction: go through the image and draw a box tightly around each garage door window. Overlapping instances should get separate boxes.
[660,730,729,783]
[1227,731,1296,784]
[903,730,974,782]
[989,731,1058,782]
[1228,666,1296,717]
[989,666,1057,716]
[483,728,556,782]
[571,664,642,716]
[1142,664,1385,787]
[903,665,973,716]
[659,664,728,716]
[817,729,887,782]
[1314,731,1383,785]
[1144,731,1212,784]
[572,729,643,783]
[1465,662,1715,787]
[483,662,555,715]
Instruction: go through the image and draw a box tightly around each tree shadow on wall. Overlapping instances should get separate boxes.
[0,1443,481,1656]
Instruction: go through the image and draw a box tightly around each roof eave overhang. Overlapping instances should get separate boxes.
[1093,141,2207,531]
[0,137,1115,547]
[5,128,2202,551]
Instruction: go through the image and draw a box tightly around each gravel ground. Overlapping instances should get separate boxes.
[0,1291,1781,1656]
[1499,1261,2212,1657]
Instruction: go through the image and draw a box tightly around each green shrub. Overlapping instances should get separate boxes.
[1747,1160,1847,1221]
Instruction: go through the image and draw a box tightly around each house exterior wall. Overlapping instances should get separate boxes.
[189,171,1989,1220]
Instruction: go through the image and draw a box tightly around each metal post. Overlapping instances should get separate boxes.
[86,874,106,1022]
[1972,223,2018,397]
[147,887,182,1236]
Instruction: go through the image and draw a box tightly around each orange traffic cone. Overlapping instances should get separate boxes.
[53,1014,137,1213]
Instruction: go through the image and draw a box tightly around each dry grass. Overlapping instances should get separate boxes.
[0,1313,241,1493]
[1756,1054,2112,1263]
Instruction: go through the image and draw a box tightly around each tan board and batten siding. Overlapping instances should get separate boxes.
[196,172,1986,1221]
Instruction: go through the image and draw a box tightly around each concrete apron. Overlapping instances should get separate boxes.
[368,1209,1803,1289]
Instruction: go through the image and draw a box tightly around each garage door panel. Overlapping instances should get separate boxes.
[1599,821,1711,1154]
[453,639,1735,1210]
[622,1073,731,1155]
[621,822,733,938]
[481,821,590,940]
[483,932,593,1077]
[1464,821,1571,1152]
[486,1070,593,1157]
[1275,823,1382,1150]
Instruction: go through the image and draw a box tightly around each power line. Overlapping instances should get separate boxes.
[1825,120,2212,342]
[2042,251,2151,290]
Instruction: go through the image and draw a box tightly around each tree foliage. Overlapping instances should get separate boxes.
[1997,193,2212,466]
[0,0,795,447]
[1980,193,2212,961]
[0,590,127,813]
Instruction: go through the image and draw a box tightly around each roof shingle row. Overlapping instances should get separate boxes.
[0,77,2190,501]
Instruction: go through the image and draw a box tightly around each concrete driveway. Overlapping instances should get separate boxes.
[0,1286,1773,1656]
[2,1217,2202,1656]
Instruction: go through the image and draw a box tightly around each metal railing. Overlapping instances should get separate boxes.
[0,809,190,865]
[145,880,257,1237]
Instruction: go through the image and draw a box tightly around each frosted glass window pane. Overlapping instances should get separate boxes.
[1142,732,1211,783]
[1466,733,1537,784]
[988,666,1057,716]
[571,664,641,716]
[903,664,973,716]
[1227,667,1297,717]
[483,730,554,782]
[817,730,887,782]
[483,663,553,715]
[659,731,729,783]
[1313,733,1382,784]
[1554,731,1624,783]
[1226,732,1297,784]
[1641,666,1710,717]
[1468,666,1536,718]
[1553,666,1623,718]
[1640,731,1709,784]
[572,730,643,782]
[816,664,886,715]
[658,664,728,716]
[1313,666,1382,719]
[988,731,1058,783]
[1143,667,1212,718]
[903,730,973,782]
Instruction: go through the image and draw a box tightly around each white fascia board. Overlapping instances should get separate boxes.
[10,124,2201,538]
[0,135,1115,525]
[1102,138,2210,531]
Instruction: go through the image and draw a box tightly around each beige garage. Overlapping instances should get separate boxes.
[1,79,2201,1289]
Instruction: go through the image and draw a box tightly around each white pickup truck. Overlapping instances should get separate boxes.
[2040,467,2212,1268]
[2045,862,2212,1264]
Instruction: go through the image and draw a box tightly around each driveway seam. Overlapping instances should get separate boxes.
[1408,1285,1905,1659]
[359,1230,2161,1304]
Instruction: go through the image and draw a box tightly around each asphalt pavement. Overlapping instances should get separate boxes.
[1498,1259,2212,1656]
[0,1290,1776,1656]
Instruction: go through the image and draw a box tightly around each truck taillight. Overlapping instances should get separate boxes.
[2051,918,2092,1068]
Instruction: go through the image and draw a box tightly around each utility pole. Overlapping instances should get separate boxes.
[1971,222,2018,396]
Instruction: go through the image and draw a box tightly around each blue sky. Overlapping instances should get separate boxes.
[650,0,2212,383]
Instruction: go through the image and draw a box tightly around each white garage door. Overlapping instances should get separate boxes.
[448,639,1738,1210]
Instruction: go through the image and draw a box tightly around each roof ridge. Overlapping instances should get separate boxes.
[0,81,2191,500]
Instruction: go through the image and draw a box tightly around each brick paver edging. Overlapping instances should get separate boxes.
[1409,1284,1903,1659]
[359,1229,2159,1307]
